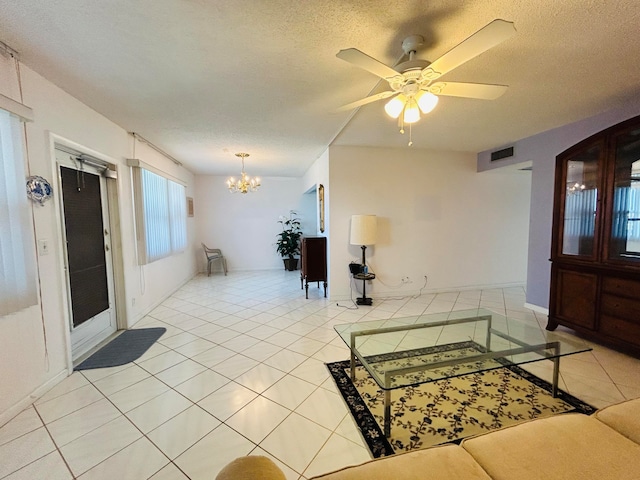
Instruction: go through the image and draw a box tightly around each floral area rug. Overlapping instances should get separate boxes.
[326,341,595,457]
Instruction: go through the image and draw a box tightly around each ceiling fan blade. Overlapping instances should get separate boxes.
[428,82,508,99]
[422,19,516,81]
[336,48,401,80]
[337,91,396,112]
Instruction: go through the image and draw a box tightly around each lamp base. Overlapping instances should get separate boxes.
[356,296,373,306]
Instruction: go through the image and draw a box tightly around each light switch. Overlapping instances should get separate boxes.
[38,238,50,256]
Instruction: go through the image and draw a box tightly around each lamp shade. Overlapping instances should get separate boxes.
[350,215,377,246]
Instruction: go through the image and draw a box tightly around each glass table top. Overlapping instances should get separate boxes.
[334,308,592,390]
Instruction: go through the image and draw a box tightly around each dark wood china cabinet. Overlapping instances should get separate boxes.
[548,114,640,353]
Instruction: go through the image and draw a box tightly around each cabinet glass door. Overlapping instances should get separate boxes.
[561,145,600,256]
[608,125,640,261]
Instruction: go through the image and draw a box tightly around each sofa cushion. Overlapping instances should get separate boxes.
[595,397,640,444]
[310,444,491,480]
[462,413,640,480]
[216,456,286,480]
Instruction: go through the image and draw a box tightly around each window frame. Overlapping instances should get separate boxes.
[129,160,187,265]
[0,100,38,316]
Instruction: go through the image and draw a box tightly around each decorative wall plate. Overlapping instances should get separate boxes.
[26,175,53,205]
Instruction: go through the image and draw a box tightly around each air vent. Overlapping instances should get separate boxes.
[491,146,514,161]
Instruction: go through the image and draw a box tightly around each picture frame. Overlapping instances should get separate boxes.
[318,184,325,233]
[187,196,194,217]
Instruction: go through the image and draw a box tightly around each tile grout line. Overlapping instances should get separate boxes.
[32,404,76,480]
[7,273,634,479]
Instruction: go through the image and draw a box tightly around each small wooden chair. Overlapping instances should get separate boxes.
[202,243,227,276]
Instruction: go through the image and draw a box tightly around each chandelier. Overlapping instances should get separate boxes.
[226,153,261,194]
[567,181,586,195]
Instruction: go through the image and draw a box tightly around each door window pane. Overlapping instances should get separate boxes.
[562,146,600,256]
[609,127,640,260]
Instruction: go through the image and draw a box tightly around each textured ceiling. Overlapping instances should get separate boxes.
[0,1,639,176]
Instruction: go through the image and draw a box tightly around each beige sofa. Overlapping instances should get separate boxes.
[216,397,640,480]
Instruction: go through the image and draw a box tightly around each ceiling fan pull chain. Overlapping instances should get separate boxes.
[408,122,413,147]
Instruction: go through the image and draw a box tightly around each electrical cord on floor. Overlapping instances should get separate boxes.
[335,268,430,307]
[378,275,428,301]
[412,275,429,299]
[336,276,360,309]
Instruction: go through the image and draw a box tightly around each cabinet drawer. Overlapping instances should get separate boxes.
[602,277,640,298]
[600,314,640,345]
[600,294,640,321]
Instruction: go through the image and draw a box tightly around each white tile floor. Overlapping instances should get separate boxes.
[2,270,640,479]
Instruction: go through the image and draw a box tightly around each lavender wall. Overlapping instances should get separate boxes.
[479,102,640,310]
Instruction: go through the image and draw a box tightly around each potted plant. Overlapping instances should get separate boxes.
[276,211,302,271]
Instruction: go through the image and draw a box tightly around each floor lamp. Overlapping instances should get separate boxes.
[350,214,377,305]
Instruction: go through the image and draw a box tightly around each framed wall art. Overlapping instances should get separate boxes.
[318,184,325,233]
[187,196,194,217]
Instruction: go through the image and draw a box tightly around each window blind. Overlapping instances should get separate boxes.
[168,179,187,253]
[132,165,187,264]
[0,108,37,315]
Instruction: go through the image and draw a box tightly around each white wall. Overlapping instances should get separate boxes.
[328,146,531,300]
[299,189,317,237]
[194,176,307,272]
[0,58,197,424]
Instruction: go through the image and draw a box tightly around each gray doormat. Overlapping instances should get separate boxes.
[74,327,166,370]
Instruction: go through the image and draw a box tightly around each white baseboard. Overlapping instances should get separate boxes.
[331,282,527,303]
[524,302,549,315]
[0,368,69,428]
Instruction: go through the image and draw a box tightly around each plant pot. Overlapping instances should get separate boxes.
[283,258,298,271]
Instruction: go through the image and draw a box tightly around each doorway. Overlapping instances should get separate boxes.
[55,148,117,360]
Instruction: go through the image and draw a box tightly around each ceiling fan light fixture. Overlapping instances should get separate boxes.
[403,99,420,124]
[416,91,439,114]
[336,19,516,147]
[384,94,406,119]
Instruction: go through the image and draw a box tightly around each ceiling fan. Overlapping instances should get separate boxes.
[336,19,516,144]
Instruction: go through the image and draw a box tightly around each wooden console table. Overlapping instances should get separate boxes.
[300,236,327,299]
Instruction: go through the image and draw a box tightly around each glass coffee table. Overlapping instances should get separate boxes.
[334,308,591,437]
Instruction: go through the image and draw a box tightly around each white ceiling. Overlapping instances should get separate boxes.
[0,1,639,177]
